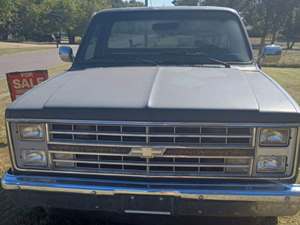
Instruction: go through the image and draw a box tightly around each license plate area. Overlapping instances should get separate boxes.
[123,195,173,215]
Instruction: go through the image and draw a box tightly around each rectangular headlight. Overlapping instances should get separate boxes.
[21,150,47,167]
[256,156,286,173]
[18,124,45,140]
[259,128,289,147]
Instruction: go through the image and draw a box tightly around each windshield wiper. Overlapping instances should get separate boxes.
[185,52,231,68]
[161,51,231,68]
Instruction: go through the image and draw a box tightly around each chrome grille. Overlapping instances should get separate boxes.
[46,122,255,178]
[48,123,254,148]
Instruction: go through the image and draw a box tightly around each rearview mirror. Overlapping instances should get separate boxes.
[59,46,74,62]
[152,22,179,32]
[261,44,282,65]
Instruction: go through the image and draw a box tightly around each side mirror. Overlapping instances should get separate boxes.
[261,44,282,65]
[59,46,74,62]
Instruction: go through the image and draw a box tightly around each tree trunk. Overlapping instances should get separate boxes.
[68,35,75,44]
[287,40,291,49]
[258,35,266,57]
[290,41,296,49]
[271,31,277,44]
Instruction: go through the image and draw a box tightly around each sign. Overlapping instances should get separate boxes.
[6,70,48,101]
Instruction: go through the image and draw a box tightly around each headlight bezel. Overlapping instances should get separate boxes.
[17,123,45,141]
[259,128,290,147]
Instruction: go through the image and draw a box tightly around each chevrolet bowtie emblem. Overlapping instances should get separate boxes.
[129,147,166,158]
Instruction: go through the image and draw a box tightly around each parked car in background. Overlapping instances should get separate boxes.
[3,7,300,225]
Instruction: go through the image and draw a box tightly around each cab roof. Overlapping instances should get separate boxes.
[95,6,239,16]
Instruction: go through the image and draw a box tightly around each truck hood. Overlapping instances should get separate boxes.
[6,66,300,123]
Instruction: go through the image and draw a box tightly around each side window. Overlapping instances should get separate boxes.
[84,24,104,60]
[84,37,98,60]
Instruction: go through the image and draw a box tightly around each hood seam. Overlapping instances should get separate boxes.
[147,66,161,108]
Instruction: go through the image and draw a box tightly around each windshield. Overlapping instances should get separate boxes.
[77,10,252,67]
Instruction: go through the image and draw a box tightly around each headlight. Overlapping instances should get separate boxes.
[21,150,47,167]
[259,128,289,146]
[256,156,286,173]
[18,124,45,140]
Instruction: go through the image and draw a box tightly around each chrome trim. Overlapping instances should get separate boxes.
[6,119,300,180]
[3,172,300,203]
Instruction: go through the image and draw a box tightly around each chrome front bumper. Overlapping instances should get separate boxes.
[2,171,300,216]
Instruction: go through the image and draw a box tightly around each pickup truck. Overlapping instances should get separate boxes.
[2,7,300,225]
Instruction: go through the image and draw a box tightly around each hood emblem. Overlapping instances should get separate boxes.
[129,147,166,158]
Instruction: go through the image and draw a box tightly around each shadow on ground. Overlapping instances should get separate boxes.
[1,205,277,225]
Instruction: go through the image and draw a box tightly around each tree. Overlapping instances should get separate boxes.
[281,6,300,49]
[196,0,296,55]
[0,0,16,40]
[248,0,295,55]
[73,0,111,39]
[172,0,199,6]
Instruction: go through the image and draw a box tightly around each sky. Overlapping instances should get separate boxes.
[146,0,174,6]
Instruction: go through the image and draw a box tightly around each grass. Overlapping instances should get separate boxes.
[278,50,300,68]
[0,47,53,56]
[0,42,55,56]
[0,65,299,224]
[265,67,300,104]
